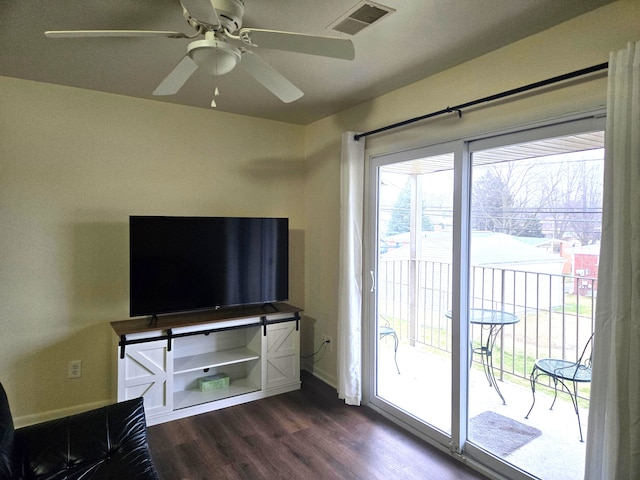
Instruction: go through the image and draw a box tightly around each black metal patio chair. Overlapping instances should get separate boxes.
[379,315,400,374]
[525,333,594,442]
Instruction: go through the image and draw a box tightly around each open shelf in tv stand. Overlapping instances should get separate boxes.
[111,303,301,426]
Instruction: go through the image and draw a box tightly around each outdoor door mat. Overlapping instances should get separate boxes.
[469,411,542,456]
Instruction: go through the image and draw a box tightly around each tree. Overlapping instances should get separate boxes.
[471,169,510,232]
[537,154,603,243]
[472,168,543,237]
[559,160,603,244]
[386,180,433,236]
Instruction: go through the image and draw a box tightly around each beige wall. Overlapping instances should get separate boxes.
[0,79,305,421]
[302,0,640,385]
[1,0,638,422]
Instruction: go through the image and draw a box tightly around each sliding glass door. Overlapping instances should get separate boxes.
[365,116,604,480]
[371,144,457,436]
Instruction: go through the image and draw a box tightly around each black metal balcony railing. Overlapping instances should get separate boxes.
[378,259,596,400]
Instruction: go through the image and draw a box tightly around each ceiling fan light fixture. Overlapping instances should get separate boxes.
[187,38,241,75]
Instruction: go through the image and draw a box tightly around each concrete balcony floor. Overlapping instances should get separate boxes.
[377,343,587,480]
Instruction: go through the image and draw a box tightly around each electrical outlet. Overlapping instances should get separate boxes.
[68,360,82,379]
[322,335,333,352]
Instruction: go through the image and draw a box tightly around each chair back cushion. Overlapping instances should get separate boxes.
[14,397,158,480]
[0,383,16,480]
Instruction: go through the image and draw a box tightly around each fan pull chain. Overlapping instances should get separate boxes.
[211,87,220,108]
[211,78,220,108]
[211,48,220,108]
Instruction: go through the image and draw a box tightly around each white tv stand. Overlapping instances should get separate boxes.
[111,303,301,426]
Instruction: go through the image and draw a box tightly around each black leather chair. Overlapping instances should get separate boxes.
[0,382,159,480]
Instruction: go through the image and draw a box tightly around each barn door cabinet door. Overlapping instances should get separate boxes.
[117,338,173,417]
[264,321,300,390]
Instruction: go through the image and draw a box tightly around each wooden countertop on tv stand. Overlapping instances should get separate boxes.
[111,303,302,337]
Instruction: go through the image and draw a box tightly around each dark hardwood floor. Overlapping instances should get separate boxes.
[147,371,488,480]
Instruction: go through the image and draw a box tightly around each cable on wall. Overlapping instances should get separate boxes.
[301,339,331,363]
[353,62,608,142]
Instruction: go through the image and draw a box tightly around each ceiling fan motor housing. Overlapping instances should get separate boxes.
[211,0,245,32]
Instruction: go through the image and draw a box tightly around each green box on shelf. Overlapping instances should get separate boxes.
[198,373,229,392]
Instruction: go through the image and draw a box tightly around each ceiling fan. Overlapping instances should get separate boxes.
[44,0,355,106]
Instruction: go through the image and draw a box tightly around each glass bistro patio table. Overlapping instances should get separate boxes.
[447,308,519,404]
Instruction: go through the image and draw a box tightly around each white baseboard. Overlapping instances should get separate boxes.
[13,399,113,429]
[301,366,337,390]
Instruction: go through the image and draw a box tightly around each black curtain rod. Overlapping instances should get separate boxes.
[353,62,608,142]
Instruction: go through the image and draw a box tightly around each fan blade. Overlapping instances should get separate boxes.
[239,51,303,103]
[153,55,199,96]
[180,0,218,26]
[45,30,189,39]
[239,28,355,60]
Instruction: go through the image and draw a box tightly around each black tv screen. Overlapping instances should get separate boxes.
[129,216,289,317]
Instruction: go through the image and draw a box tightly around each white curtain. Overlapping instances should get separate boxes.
[585,41,640,480]
[337,131,365,405]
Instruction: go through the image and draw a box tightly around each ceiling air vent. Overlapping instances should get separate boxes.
[328,1,395,36]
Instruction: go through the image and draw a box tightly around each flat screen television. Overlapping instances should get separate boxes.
[129,216,289,317]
